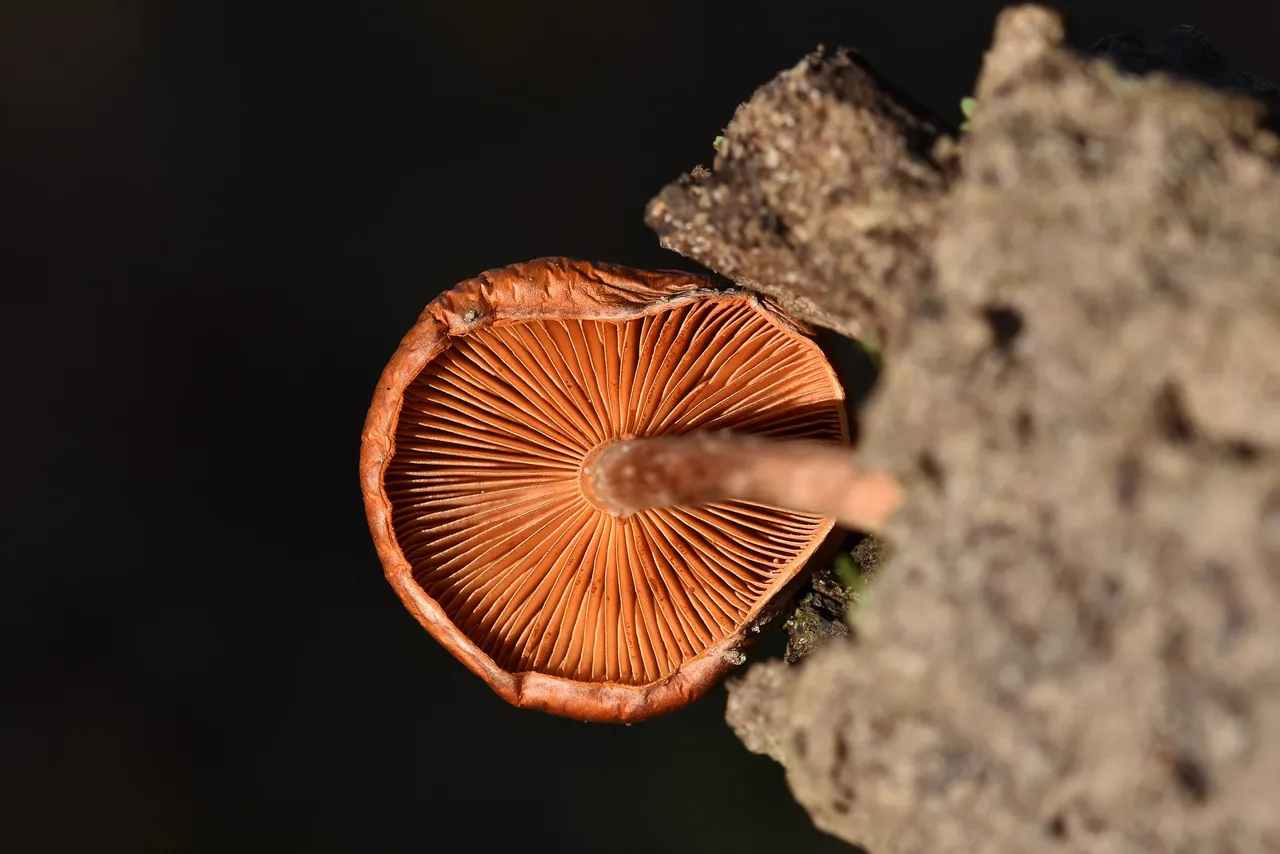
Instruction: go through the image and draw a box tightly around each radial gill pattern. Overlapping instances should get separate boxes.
[385,295,845,685]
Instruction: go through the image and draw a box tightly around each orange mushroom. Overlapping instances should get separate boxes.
[360,258,900,722]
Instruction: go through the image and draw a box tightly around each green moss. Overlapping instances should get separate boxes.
[959,95,977,132]
[857,332,884,371]
[833,551,864,594]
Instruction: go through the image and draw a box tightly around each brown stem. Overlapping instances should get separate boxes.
[580,433,902,533]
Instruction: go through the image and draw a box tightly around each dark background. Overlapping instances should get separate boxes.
[4,1,1275,852]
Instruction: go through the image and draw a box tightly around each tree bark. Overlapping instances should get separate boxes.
[649,6,1280,852]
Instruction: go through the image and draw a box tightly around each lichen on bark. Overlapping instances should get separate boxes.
[653,5,1280,852]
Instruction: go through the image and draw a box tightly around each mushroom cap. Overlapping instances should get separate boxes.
[361,258,849,722]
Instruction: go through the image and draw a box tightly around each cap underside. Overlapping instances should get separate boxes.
[384,294,845,686]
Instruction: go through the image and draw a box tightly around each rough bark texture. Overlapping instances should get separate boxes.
[652,6,1280,853]
[645,48,955,349]
[783,535,886,664]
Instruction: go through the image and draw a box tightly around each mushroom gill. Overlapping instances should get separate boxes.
[383,293,846,687]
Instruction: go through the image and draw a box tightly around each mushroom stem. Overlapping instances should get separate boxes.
[581,434,902,533]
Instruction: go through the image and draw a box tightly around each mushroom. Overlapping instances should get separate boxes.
[360,257,900,722]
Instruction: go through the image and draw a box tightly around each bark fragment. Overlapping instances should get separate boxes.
[645,48,955,347]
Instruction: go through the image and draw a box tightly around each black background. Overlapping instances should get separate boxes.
[5,2,1275,852]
